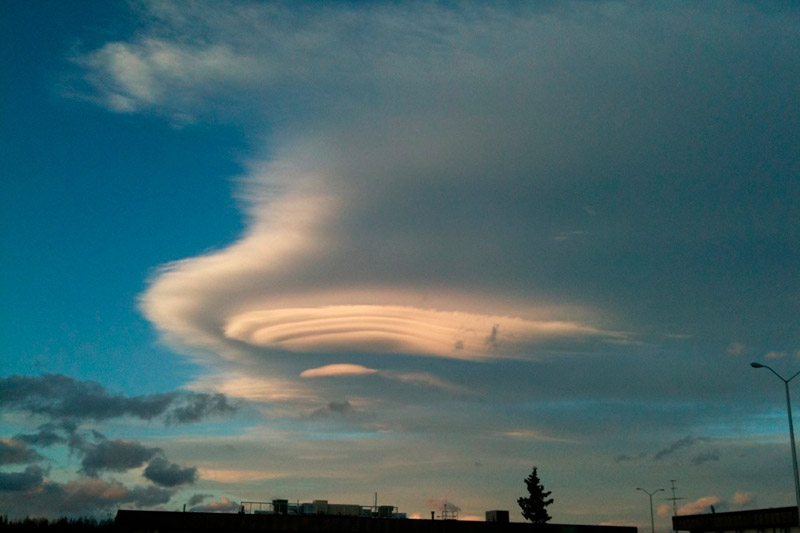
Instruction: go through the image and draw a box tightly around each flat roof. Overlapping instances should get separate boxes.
[672,506,798,532]
[116,510,638,533]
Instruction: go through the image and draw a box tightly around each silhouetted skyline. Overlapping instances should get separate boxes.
[2,1,799,528]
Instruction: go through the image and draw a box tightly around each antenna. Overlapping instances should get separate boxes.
[665,480,686,532]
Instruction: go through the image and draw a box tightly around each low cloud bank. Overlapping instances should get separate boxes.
[0,374,235,424]
[0,374,230,518]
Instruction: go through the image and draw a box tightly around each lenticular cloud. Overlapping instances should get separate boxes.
[226,305,613,360]
[116,1,639,369]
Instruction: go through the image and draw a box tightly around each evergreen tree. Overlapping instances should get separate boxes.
[517,466,554,524]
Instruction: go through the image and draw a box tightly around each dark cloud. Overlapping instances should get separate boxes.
[310,400,354,419]
[72,433,197,485]
[0,374,172,421]
[121,484,174,508]
[0,374,236,424]
[0,438,42,465]
[188,493,212,506]
[0,465,45,492]
[424,498,461,513]
[166,393,236,424]
[613,451,647,463]
[14,422,71,447]
[654,436,704,461]
[78,438,160,476]
[27,479,172,516]
[691,451,720,466]
[143,456,197,487]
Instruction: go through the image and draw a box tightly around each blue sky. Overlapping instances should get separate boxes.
[2,0,800,527]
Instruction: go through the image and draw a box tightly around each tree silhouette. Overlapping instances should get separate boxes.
[517,466,554,524]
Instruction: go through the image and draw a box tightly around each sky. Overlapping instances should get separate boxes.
[2,0,800,527]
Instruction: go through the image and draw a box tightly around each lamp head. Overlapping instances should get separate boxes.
[751,362,764,368]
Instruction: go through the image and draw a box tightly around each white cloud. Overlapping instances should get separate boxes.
[732,491,753,506]
[678,497,721,516]
[190,496,240,513]
[300,364,379,378]
[726,342,746,356]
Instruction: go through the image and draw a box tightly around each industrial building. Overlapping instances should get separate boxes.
[241,498,406,519]
[115,509,637,533]
[672,506,799,533]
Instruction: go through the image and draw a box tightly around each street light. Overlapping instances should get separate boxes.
[637,487,664,533]
[751,362,800,522]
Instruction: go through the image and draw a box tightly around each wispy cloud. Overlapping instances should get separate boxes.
[495,429,569,442]
[381,371,465,393]
[197,468,286,484]
[187,373,320,404]
[726,342,747,356]
[654,436,704,461]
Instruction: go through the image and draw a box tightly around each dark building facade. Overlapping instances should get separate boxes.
[116,510,638,533]
[672,507,798,533]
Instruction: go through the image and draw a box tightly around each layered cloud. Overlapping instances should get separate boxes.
[227,305,618,360]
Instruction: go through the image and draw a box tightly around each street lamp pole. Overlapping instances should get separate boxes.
[751,362,800,523]
[637,488,664,533]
